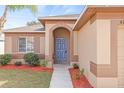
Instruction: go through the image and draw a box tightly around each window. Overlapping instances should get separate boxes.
[19,38,26,52]
[19,37,34,53]
[26,37,34,52]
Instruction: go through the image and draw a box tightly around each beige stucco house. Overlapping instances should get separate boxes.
[3,6,124,88]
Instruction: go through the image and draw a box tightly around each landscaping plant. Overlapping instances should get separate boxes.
[73,63,79,69]
[69,68,93,88]
[40,60,48,67]
[80,68,85,75]
[73,69,80,80]
[0,54,11,66]
[14,61,22,66]
[24,53,40,66]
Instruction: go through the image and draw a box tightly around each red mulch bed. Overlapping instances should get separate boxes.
[69,68,93,88]
[0,64,53,73]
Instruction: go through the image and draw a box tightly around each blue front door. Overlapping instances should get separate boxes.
[55,37,67,64]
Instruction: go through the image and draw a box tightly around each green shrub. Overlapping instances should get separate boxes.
[73,63,79,69]
[0,54,11,66]
[40,60,48,67]
[24,53,40,66]
[14,61,22,66]
[80,68,84,75]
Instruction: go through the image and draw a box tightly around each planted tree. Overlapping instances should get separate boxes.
[0,5,37,33]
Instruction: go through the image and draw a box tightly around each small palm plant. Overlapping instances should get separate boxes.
[80,68,85,75]
[73,69,80,80]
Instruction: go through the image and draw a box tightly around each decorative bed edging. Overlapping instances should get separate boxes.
[69,68,93,88]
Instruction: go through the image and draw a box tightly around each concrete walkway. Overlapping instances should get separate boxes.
[50,64,73,88]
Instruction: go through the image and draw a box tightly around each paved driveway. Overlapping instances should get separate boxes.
[50,64,73,88]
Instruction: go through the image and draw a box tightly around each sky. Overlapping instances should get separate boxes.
[0,5,85,29]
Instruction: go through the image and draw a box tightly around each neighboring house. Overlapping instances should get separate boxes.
[0,34,4,54]
[3,6,124,88]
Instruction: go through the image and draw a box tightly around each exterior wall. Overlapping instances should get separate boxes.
[44,20,78,67]
[40,37,45,54]
[97,20,111,64]
[73,31,78,55]
[118,24,124,87]
[5,33,45,64]
[5,36,12,54]
[77,19,120,87]
[77,21,97,87]
[0,34,4,54]
[90,20,118,78]
[97,78,118,88]
[71,31,79,65]
[96,19,118,87]
[0,40,4,54]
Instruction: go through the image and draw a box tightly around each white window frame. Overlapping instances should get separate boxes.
[18,37,34,53]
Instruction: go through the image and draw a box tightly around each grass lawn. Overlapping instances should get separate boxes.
[0,69,52,88]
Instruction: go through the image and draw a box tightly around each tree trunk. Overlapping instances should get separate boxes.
[0,6,8,35]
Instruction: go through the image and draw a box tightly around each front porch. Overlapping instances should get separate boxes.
[39,17,79,67]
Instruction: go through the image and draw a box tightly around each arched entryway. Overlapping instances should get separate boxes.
[53,28,70,64]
